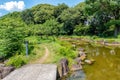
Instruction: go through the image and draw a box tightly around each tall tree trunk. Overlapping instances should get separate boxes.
[114,25,120,37]
[114,27,117,37]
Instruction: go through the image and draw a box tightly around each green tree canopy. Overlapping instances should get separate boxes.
[32,4,55,24]
[85,0,120,37]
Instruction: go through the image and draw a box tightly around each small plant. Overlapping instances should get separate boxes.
[59,46,76,59]
[117,34,120,38]
[92,35,99,39]
[6,55,28,68]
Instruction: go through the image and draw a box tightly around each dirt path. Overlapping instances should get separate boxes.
[36,47,49,64]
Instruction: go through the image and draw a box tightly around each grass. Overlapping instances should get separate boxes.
[6,35,120,68]
[6,35,77,68]
[6,55,28,68]
[6,43,45,68]
[40,41,76,66]
[60,35,120,42]
[6,35,120,80]
[28,44,45,64]
[25,35,120,65]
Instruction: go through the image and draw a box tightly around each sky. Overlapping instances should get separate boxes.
[0,0,84,16]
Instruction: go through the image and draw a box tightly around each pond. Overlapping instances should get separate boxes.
[68,39,120,80]
[67,70,86,80]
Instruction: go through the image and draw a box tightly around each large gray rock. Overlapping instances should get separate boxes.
[74,58,82,65]
[0,67,3,79]
[0,66,14,79]
[0,64,5,67]
[0,57,4,62]
[58,58,69,77]
[84,59,95,65]
[71,64,82,71]
[1,66,15,79]
[0,73,2,79]
[3,64,57,80]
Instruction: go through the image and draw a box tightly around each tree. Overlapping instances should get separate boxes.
[32,4,55,24]
[53,3,69,18]
[73,24,90,35]
[42,19,63,36]
[0,26,24,58]
[21,9,34,24]
[85,0,120,37]
[58,2,87,35]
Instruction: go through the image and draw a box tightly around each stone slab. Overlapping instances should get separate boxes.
[3,64,57,80]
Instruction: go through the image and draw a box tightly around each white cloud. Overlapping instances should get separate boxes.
[0,1,25,11]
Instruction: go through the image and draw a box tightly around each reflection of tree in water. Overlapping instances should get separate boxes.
[96,48,100,56]
[110,49,116,55]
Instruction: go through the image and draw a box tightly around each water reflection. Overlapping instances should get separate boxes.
[92,53,94,57]
[67,70,86,80]
[110,49,116,55]
[68,40,120,80]
[102,52,106,58]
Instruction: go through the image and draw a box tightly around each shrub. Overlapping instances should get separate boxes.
[0,27,24,58]
[6,55,28,68]
[92,35,99,39]
[73,24,90,36]
[59,47,76,59]
[117,34,120,38]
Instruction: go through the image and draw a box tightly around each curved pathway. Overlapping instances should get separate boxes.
[36,47,49,64]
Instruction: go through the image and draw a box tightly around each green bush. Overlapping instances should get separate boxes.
[59,47,76,59]
[6,55,28,68]
[117,34,120,38]
[0,27,24,58]
[92,35,99,39]
[73,24,90,36]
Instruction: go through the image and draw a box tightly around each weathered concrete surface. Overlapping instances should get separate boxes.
[3,64,57,80]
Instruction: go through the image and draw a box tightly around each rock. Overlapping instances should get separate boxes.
[80,55,86,61]
[75,58,81,63]
[0,66,3,79]
[0,64,15,79]
[79,51,86,56]
[58,58,69,77]
[0,67,3,72]
[78,51,87,59]
[0,57,4,62]
[0,73,2,79]
[71,64,82,71]
[85,60,92,64]
[78,48,85,52]
[85,59,95,64]
[0,64,5,67]
[74,57,84,65]
[4,60,9,64]
[1,66,15,79]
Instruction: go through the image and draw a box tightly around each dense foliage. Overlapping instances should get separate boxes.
[85,0,120,37]
[0,1,120,58]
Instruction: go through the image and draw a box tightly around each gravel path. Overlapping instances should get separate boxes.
[34,47,49,64]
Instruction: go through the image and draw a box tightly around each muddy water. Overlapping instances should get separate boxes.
[69,39,120,80]
[67,70,86,80]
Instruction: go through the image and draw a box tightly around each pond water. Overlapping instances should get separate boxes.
[67,70,86,80]
[68,39,120,80]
